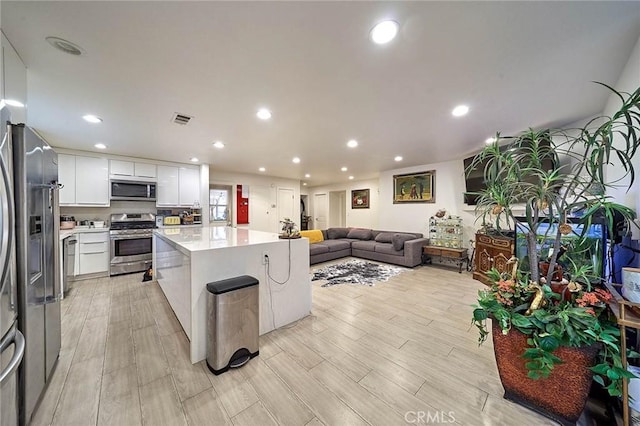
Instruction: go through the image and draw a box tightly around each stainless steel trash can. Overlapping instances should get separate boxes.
[206,275,259,375]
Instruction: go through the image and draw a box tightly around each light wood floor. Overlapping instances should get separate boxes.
[30,258,557,426]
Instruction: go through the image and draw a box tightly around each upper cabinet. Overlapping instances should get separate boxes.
[157,165,179,206]
[157,165,200,207]
[110,159,156,180]
[59,154,109,206]
[58,154,76,205]
[179,167,200,206]
[1,33,27,124]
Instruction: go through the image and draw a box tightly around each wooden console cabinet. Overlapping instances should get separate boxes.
[423,246,468,273]
[473,233,515,285]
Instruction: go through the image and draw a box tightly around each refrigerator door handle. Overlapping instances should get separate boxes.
[0,148,15,307]
[0,329,25,384]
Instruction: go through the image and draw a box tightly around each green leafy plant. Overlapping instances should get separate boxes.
[468,83,640,397]
[473,268,639,396]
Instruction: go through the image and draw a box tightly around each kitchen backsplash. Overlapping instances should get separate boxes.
[60,201,157,224]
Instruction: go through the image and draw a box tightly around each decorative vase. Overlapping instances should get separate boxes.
[491,320,599,425]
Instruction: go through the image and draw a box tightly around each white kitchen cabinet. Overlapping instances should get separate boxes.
[58,154,76,205]
[78,231,109,275]
[75,156,109,205]
[110,160,135,177]
[110,160,157,179]
[1,33,27,124]
[60,154,109,206]
[157,165,200,207]
[157,165,179,206]
[179,167,200,207]
[134,163,157,178]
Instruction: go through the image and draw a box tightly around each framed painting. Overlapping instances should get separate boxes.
[351,189,370,209]
[393,170,435,203]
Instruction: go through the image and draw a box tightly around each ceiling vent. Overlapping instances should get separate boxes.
[172,113,193,125]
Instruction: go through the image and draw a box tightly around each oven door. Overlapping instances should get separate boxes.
[110,233,152,265]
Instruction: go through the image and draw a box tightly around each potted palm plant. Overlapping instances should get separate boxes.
[468,83,640,425]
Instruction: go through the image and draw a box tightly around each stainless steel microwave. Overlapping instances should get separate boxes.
[110,180,157,201]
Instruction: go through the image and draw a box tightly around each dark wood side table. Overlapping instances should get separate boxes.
[422,246,468,273]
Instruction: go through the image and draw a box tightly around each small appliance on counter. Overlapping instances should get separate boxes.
[60,215,75,229]
[164,216,180,225]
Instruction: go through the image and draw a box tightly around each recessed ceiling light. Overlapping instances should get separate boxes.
[452,105,469,117]
[394,156,403,162]
[83,114,102,123]
[257,108,272,120]
[259,167,266,172]
[485,137,497,144]
[302,182,307,186]
[2,99,24,108]
[292,157,301,164]
[304,173,311,178]
[212,141,225,149]
[348,176,354,180]
[190,157,199,163]
[370,20,399,44]
[341,167,348,172]
[45,36,83,56]
[347,139,358,148]
[94,143,106,150]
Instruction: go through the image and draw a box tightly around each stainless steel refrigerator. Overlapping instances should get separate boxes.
[0,107,26,426]
[9,112,61,425]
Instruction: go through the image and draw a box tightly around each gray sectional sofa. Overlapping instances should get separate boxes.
[309,227,428,267]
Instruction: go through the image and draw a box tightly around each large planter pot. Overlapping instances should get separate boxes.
[491,320,599,425]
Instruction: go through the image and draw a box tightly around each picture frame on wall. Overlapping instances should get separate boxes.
[351,188,370,209]
[393,170,435,203]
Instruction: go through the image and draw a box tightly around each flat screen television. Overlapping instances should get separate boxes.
[514,217,607,281]
[463,140,556,205]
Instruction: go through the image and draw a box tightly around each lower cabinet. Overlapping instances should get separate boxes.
[472,233,514,285]
[78,232,109,275]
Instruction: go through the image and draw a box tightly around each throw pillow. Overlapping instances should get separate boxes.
[326,227,350,239]
[300,230,324,244]
[347,228,373,240]
[392,233,416,251]
[374,232,395,243]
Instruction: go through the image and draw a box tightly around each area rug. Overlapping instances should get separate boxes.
[311,259,404,287]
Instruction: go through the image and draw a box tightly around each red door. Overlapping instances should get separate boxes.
[237,185,249,224]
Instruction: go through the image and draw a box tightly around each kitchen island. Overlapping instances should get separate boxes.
[153,226,311,363]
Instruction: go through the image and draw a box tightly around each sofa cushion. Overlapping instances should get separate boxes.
[300,229,324,244]
[347,228,373,240]
[392,233,417,251]
[309,244,329,255]
[326,227,350,240]
[351,240,377,251]
[374,243,403,256]
[374,232,395,243]
[322,240,351,252]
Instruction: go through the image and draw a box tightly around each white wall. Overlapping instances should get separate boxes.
[307,178,380,229]
[380,160,477,242]
[210,170,300,233]
[604,33,640,233]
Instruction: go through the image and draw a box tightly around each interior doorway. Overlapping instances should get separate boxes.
[300,195,310,230]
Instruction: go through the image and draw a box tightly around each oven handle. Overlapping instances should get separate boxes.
[110,234,153,240]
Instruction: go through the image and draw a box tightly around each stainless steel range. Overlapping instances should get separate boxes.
[109,213,155,275]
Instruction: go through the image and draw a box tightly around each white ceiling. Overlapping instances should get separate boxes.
[2,1,640,186]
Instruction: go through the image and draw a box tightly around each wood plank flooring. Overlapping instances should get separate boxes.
[30,258,558,426]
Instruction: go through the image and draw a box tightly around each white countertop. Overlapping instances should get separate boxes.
[154,226,287,252]
[59,226,110,240]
